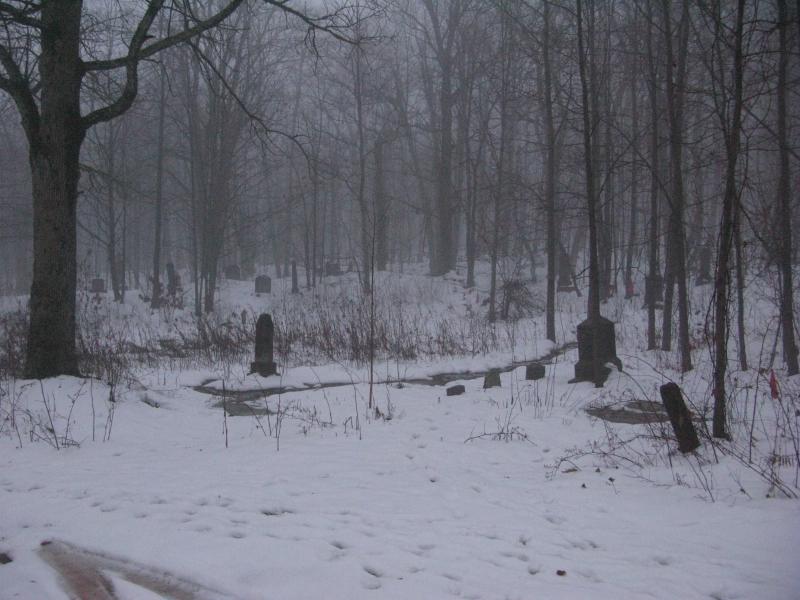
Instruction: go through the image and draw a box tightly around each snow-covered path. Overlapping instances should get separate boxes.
[2,355,798,599]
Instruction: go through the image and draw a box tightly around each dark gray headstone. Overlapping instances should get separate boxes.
[660,382,700,453]
[90,278,106,294]
[446,384,465,396]
[225,264,242,281]
[325,261,342,276]
[291,261,299,294]
[483,370,501,389]
[250,313,277,377]
[255,275,271,294]
[695,246,712,285]
[644,273,663,308]
[571,316,622,385]
[525,362,545,381]
[166,262,179,297]
[557,253,573,291]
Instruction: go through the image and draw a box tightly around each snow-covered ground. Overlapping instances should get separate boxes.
[1,264,799,599]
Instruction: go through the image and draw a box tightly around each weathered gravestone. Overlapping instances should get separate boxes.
[90,278,106,294]
[659,382,700,453]
[225,264,241,281]
[695,246,712,286]
[255,275,271,295]
[250,313,278,377]
[483,370,501,389]
[325,261,342,277]
[571,316,623,385]
[644,273,663,308]
[291,261,299,294]
[446,384,465,396]
[557,253,574,292]
[525,362,546,381]
[166,262,181,297]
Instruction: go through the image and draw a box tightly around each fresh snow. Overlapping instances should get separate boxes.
[1,266,799,599]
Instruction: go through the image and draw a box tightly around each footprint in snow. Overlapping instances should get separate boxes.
[500,551,529,562]
[544,514,566,525]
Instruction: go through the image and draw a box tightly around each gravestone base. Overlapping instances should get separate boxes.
[525,362,545,381]
[255,275,271,295]
[570,316,622,385]
[644,273,664,308]
[483,370,501,389]
[250,360,278,378]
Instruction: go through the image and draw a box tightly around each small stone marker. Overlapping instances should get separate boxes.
[225,264,241,281]
[90,278,106,294]
[291,260,299,294]
[166,262,180,297]
[695,246,712,285]
[571,316,622,385]
[644,273,663,307]
[525,362,545,381]
[250,313,278,377]
[255,275,271,294]
[557,253,573,292]
[325,261,341,276]
[659,382,700,453]
[483,370,501,389]
[446,384,465,396]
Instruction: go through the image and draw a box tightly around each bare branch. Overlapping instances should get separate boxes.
[82,0,246,73]
[82,0,245,129]
[0,1,42,28]
[0,41,39,139]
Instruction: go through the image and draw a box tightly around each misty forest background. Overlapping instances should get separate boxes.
[0,0,798,399]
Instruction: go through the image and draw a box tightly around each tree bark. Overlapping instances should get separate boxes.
[25,2,85,378]
[777,0,799,375]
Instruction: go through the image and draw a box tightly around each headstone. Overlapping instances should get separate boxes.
[557,253,573,292]
[624,279,636,299]
[483,370,501,389]
[571,315,623,385]
[166,262,179,297]
[90,278,106,294]
[659,382,700,453]
[525,362,545,381]
[291,260,299,294]
[225,264,241,281]
[644,273,663,308]
[240,309,247,327]
[446,384,465,396]
[325,261,341,277]
[695,246,712,285]
[250,313,278,377]
[255,275,271,294]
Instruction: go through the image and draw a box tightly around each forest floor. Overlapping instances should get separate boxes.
[1,263,799,599]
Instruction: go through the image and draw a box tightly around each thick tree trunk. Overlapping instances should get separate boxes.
[712,0,746,439]
[25,2,85,378]
[777,0,799,375]
[543,0,558,343]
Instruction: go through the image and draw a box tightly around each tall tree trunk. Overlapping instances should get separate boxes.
[543,0,558,343]
[151,62,167,309]
[25,2,85,378]
[777,0,799,375]
[712,0,746,439]
[660,0,692,372]
[577,0,601,326]
[624,51,639,299]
